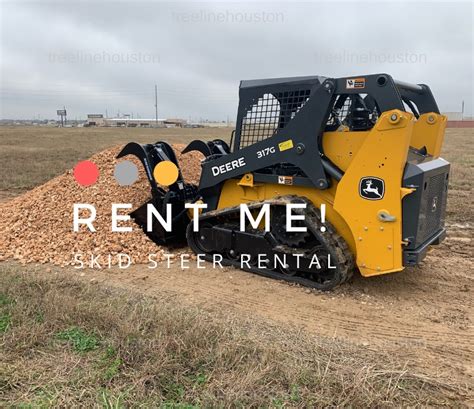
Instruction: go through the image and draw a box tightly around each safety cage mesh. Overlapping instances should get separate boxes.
[239,89,311,148]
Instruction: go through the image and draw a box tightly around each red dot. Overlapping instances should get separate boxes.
[73,160,99,186]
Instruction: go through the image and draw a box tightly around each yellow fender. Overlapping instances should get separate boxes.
[333,110,414,276]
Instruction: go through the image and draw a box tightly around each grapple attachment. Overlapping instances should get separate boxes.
[117,141,198,244]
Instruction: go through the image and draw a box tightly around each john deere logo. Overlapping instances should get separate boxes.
[359,177,385,200]
[431,196,438,212]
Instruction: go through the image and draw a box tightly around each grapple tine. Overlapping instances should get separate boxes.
[210,139,231,154]
[117,142,157,189]
[150,141,185,184]
[182,140,213,156]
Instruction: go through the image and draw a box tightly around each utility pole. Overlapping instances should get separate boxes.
[154,84,158,127]
[461,100,465,119]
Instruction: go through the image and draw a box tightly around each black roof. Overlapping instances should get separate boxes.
[239,75,327,89]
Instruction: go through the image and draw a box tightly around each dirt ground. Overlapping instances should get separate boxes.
[57,236,473,386]
[1,126,473,399]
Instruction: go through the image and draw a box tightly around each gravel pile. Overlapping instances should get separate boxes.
[0,144,203,266]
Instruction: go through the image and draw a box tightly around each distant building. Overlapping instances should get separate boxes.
[85,115,165,127]
[107,118,166,127]
[84,115,233,128]
[442,112,463,121]
[86,114,106,126]
[442,111,474,128]
[203,121,235,128]
[163,118,187,128]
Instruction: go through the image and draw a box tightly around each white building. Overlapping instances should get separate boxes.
[442,112,464,121]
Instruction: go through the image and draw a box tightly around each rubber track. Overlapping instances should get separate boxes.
[187,195,355,290]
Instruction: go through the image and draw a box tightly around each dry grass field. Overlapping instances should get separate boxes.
[0,125,472,407]
[0,126,227,194]
[2,265,460,407]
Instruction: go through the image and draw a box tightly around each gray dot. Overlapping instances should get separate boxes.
[114,160,139,186]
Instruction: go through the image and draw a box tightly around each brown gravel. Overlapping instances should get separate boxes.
[0,144,203,266]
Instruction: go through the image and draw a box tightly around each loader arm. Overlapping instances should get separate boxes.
[198,78,336,191]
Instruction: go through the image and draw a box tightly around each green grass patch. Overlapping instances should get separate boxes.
[0,292,14,333]
[0,293,15,307]
[98,388,127,409]
[0,312,12,333]
[56,327,100,352]
[99,346,123,381]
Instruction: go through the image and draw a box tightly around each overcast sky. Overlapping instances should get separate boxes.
[1,0,472,120]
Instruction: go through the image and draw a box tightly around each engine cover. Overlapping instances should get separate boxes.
[402,157,450,265]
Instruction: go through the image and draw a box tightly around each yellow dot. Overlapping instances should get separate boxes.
[153,161,179,186]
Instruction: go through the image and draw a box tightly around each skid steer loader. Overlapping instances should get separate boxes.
[118,74,450,290]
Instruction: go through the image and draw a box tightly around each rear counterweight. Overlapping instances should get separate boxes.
[402,157,450,265]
